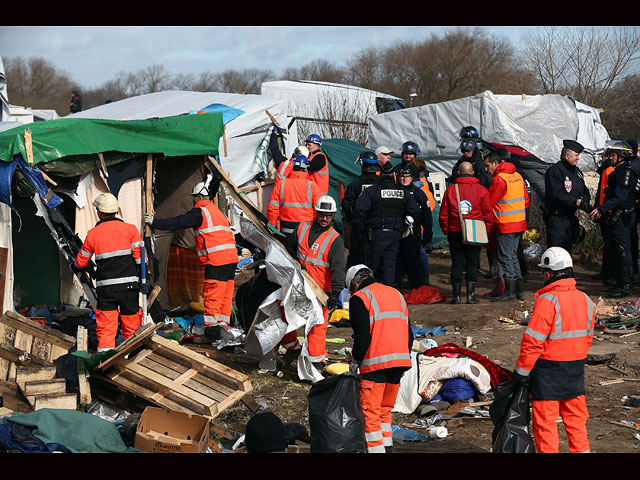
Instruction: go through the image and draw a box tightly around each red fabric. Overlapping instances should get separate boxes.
[422,343,512,388]
[403,285,446,304]
[488,162,529,233]
[438,176,493,235]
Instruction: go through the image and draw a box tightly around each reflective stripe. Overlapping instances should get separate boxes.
[365,430,383,442]
[360,287,409,325]
[367,445,386,453]
[298,222,339,268]
[96,275,139,287]
[494,208,527,216]
[80,249,92,258]
[497,195,525,204]
[95,248,132,260]
[195,224,234,236]
[525,292,595,342]
[131,241,144,248]
[361,352,412,369]
[197,243,237,257]
[514,365,531,376]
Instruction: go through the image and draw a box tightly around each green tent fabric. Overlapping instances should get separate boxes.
[0,408,143,453]
[321,138,447,247]
[0,113,225,165]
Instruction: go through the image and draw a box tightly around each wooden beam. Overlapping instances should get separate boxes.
[145,153,153,237]
[24,129,34,165]
[77,325,92,405]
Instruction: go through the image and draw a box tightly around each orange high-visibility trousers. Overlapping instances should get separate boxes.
[532,395,590,453]
[307,306,328,361]
[359,379,401,453]
[95,308,142,351]
[203,279,235,326]
[279,304,301,350]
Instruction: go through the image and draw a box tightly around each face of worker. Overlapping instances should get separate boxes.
[462,150,473,159]
[398,173,413,187]
[192,194,203,206]
[484,159,497,176]
[306,141,320,154]
[605,151,623,166]
[316,212,334,228]
[563,149,580,166]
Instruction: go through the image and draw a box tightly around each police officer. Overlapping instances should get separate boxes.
[591,146,616,283]
[590,141,637,298]
[395,163,433,290]
[393,141,420,175]
[342,150,380,268]
[451,126,492,189]
[543,140,592,254]
[352,161,420,287]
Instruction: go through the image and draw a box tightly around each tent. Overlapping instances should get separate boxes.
[368,90,610,198]
[0,112,225,313]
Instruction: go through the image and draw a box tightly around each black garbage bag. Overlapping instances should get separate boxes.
[308,371,366,453]
[489,378,536,453]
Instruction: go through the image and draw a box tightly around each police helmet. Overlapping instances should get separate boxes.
[401,141,420,156]
[605,140,634,158]
[459,138,478,153]
[460,126,479,140]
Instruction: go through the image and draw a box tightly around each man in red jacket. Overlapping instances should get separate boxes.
[439,161,493,303]
[485,152,529,302]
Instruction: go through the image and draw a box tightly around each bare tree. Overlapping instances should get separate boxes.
[283,59,347,84]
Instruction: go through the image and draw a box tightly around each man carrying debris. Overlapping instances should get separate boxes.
[543,140,592,254]
[484,150,529,302]
[589,140,638,298]
[513,247,595,453]
[145,182,239,337]
[267,154,323,236]
[72,193,143,352]
[284,196,345,372]
[346,264,413,453]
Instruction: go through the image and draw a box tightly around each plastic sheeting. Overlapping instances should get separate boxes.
[368,90,610,175]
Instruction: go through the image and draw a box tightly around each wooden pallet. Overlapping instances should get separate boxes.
[95,334,253,418]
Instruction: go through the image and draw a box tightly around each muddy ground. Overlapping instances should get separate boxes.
[207,250,640,454]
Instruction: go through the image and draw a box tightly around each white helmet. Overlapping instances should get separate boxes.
[93,193,119,213]
[293,145,310,158]
[345,264,372,292]
[191,181,209,196]
[315,195,337,214]
[538,247,573,271]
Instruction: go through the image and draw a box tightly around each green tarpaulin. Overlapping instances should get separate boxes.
[0,113,225,165]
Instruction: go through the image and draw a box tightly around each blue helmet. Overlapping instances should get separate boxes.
[359,150,378,164]
[459,138,478,153]
[401,141,420,156]
[293,154,310,169]
[305,134,322,145]
[460,126,479,140]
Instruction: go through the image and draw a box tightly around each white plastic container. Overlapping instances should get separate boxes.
[427,426,448,439]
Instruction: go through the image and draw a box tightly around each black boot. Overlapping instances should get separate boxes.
[493,278,517,302]
[466,281,479,304]
[449,283,462,304]
[608,283,633,298]
[515,277,524,301]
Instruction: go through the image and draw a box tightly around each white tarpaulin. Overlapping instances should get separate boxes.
[368,90,610,175]
[69,90,295,188]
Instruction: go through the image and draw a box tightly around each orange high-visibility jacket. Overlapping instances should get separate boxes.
[75,217,143,292]
[490,162,528,233]
[309,151,330,195]
[597,165,615,207]
[353,282,412,374]
[296,221,340,291]
[267,171,323,226]
[193,199,238,267]
[515,277,595,400]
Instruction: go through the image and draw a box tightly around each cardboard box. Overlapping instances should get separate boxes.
[135,407,211,453]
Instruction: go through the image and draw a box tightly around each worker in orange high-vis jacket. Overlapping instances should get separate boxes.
[284,195,345,371]
[485,150,529,302]
[305,134,330,195]
[145,181,239,339]
[346,264,413,453]
[73,193,144,352]
[513,247,595,453]
[267,154,323,236]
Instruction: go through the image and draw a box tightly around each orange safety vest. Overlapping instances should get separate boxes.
[598,165,615,206]
[420,181,436,212]
[75,217,144,291]
[309,151,330,195]
[493,171,527,224]
[353,282,412,373]
[267,171,322,225]
[296,221,340,291]
[193,199,238,267]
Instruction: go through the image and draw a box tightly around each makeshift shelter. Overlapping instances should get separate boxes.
[368,90,610,198]
[0,113,225,314]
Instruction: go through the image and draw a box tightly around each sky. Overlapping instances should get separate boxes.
[0,26,538,90]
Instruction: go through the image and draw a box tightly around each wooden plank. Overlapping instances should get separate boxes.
[95,322,161,371]
[76,326,92,405]
[24,129,34,165]
[15,366,57,389]
[145,153,153,237]
[0,248,8,310]
[0,311,75,350]
[2,391,32,413]
[0,344,52,367]
[22,379,67,397]
[33,393,77,411]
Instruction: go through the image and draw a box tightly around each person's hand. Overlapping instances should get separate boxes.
[326,294,338,310]
[590,208,601,220]
[423,241,433,253]
[513,371,529,384]
[349,360,360,374]
[140,283,151,295]
[144,213,154,225]
[68,259,82,273]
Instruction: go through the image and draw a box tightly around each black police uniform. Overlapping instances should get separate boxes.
[342,171,379,268]
[352,171,420,287]
[543,158,591,253]
[395,179,433,290]
[450,148,492,189]
[598,159,639,297]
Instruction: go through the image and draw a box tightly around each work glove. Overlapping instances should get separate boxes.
[326,294,338,310]
[349,360,360,374]
[513,371,529,385]
[140,283,151,295]
[144,213,154,226]
[68,259,82,274]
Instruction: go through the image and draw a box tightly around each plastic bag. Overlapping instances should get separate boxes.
[489,378,536,453]
[308,371,366,453]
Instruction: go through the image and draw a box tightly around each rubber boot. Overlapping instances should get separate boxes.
[483,277,505,297]
[515,277,525,301]
[607,283,633,298]
[466,281,479,304]
[449,283,462,304]
[492,278,517,302]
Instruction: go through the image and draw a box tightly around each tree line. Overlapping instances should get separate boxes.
[4,26,640,139]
